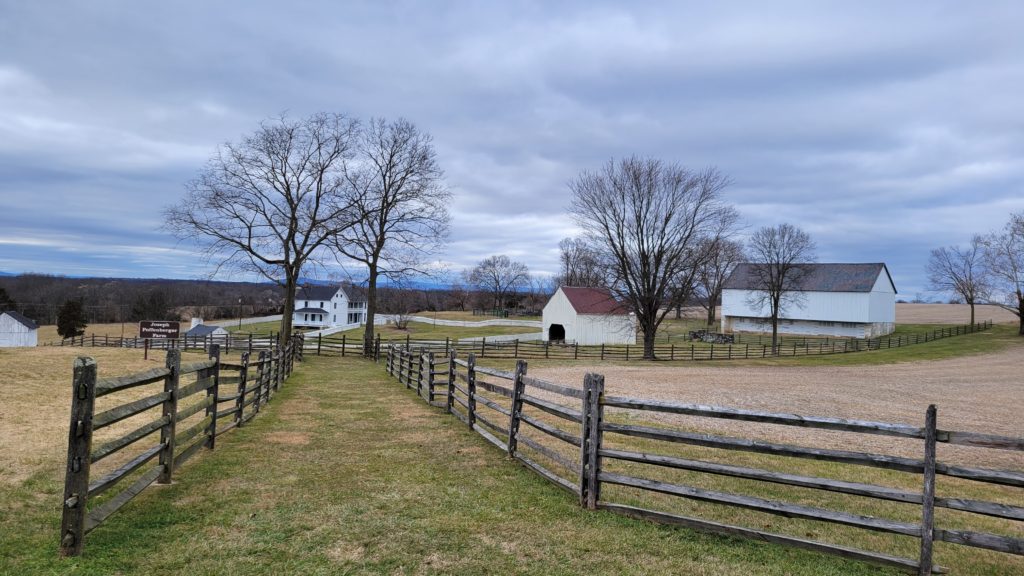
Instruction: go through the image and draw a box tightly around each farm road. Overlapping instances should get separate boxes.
[533,347,1024,469]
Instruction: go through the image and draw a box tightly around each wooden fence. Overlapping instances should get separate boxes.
[383,344,1023,574]
[59,335,304,556]
[60,320,992,365]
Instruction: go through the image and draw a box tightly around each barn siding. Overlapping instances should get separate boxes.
[0,315,38,347]
[542,289,637,345]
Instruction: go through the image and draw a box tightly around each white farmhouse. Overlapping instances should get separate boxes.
[721,263,897,338]
[292,285,367,330]
[0,310,39,347]
[542,287,637,345]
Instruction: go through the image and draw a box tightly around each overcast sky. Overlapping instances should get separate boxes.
[1,1,1022,297]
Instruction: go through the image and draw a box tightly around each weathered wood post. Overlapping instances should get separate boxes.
[919,404,938,575]
[59,357,97,557]
[426,351,436,403]
[375,334,381,362]
[158,349,181,484]
[248,333,253,354]
[466,353,477,429]
[417,348,426,399]
[580,372,605,509]
[342,334,346,357]
[253,350,267,414]
[206,344,221,449]
[481,336,486,357]
[235,352,250,426]
[317,333,322,356]
[446,350,456,414]
[507,359,527,457]
[513,339,519,359]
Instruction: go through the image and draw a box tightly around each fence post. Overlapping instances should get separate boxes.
[318,333,322,356]
[253,351,267,413]
[580,372,604,509]
[206,344,221,449]
[417,349,426,399]
[447,350,456,414]
[919,404,937,575]
[59,357,97,557]
[427,351,436,403]
[481,336,486,357]
[236,352,249,426]
[341,334,346,357]
[507,359,527,457]
[466,353,477,429]
[374,334,381,362]
[158,349,181,484]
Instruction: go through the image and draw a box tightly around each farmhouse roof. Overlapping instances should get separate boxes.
[1,310,38,330]
[724,263,897,293]
[185,324,222,337]
[560,287,630,315]
[340,285,367,302]
[296,285,340,301]
[295,307,329,314]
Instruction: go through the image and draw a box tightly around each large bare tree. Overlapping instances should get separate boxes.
[165,113,359,343]
[469,255,530,310]
[555,237,605,288]
[569,156,735,360]
[982,211,1024,335]
[746,223,817,353]
[926,236,989,325]
[696,237,746,327]
[333,118,450,355]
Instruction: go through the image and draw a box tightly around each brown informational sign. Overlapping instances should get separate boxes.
[139,320,180,339]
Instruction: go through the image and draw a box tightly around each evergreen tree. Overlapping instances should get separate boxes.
[0,287,14,312]
[57,299,88,338]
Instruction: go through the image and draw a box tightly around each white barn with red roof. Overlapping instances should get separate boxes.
[542,287,637,345]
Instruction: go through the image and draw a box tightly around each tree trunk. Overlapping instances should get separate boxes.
[706,304,716,328]
[969,301,975,326]
[279,275,298,348]
[363,270,379,356]
[640,317,657,360]
[1017,295,1024,336]
[674,305,682,319]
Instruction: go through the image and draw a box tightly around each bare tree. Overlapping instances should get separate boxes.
[333,118,450,355]
[926,237,989,325]
[982,211,1024,335]
[165,113,359,343]
[469,255,530,310]
[555,237,605,288]
[696,238,746,327]
[746,223,817,353]
[569,156,735,359]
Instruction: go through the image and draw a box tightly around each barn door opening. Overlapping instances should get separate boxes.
[549,324,565,342]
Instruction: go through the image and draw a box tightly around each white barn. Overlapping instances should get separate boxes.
[0,310,39,347]
[542,287,637,345]
[721,263,897,338]
[292,285,367,330]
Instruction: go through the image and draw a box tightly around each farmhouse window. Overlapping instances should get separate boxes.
[304,313,308,321]
[320,301,324,308]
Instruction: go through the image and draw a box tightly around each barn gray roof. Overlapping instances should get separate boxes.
[724,263,896,293]
[2,310,38,330]
[340,285,367,302]
[294,307,329,314]
[296,285,340,301]
[185,324,223,337]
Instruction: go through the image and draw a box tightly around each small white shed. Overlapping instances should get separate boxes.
[185,318,229,339]
[0,310,39,347]
[542,287,636,345]
[721,263,897,338]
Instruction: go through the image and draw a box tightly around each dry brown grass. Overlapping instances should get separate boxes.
[896,303,1019,325]
[0,346,208,484]
[35,322,139,344]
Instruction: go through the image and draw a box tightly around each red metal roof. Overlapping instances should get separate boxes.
[560,287,629,315]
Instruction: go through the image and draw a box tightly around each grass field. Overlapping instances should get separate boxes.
[415,310,542,322]
[335,321,537,341]
[2,345,1020,574]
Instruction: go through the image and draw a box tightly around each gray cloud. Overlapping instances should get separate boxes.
[1,1,1022,297]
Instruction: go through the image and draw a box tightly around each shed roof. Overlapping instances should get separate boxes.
[1,310,39,330]
[296,285,340,301]
[724,263,896,293]
[295,307,329,314]
[559,287,629,315]
[185,324,224,337]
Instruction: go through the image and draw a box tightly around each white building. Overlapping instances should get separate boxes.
[0,310,39,347]
[721,263,897,338]
[185,318,229,339]
[292,285,367,330]
[542,287,637,345]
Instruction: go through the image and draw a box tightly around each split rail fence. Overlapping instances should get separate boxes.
[59,335,305,556]
[384,343,1023,574]
[59,320,992,364]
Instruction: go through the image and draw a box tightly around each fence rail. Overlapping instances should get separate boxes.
[59,334,304,556]
[381,342,1023,575]
[53,320,994,364]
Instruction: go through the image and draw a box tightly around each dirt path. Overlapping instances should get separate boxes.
[532,348,1024,469]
